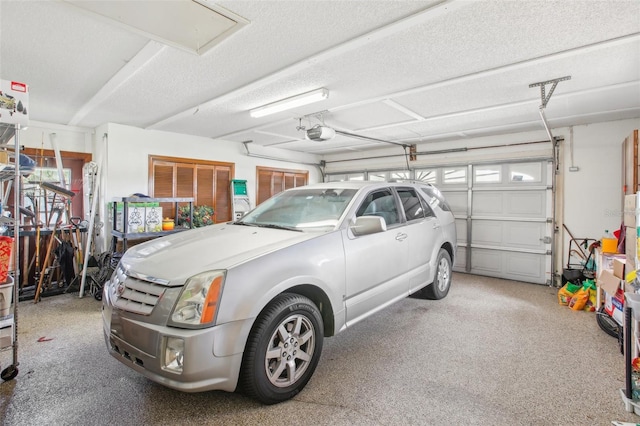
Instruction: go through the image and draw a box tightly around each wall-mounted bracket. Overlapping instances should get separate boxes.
[409,144,417,161]
[529,76,571,108]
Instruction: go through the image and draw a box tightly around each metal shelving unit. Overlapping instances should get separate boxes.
[0,121,23,381]
[110,197,194,252]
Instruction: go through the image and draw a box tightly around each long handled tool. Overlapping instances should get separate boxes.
[34,209,61,303]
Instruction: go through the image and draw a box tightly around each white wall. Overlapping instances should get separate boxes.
[101,123,321,203]
[19,121,93,153]
[558,119,639,242]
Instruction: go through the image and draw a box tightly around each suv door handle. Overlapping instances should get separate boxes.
[396,233,408,241]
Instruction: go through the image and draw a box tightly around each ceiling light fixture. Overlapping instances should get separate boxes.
[249,88,329,118]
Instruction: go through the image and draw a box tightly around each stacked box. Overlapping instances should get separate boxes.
[126,203,146,233]
[145,202,163,233]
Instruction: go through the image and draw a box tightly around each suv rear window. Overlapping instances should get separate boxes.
[419,184,452,212]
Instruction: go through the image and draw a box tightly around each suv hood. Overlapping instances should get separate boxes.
[120,223,320,282]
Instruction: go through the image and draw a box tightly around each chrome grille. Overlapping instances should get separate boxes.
[113,266,168,315]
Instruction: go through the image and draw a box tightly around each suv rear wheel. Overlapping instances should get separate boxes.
[419,248,452,300]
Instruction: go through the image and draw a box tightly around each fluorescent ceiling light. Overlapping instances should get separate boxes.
[250,88,329,118]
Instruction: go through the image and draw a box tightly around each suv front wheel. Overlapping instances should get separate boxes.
[240,293,324,404]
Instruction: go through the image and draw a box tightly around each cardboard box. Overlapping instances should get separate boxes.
[614,258,626,279]
[144,204,163,233]
[604,288,625,326]
[601,253,626,271]
[598,269,622,295]
[625,194,637,227]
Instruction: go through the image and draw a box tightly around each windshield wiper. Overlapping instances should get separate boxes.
[233,221,258,227]
[232,221,302,232]
[255,223,303,232]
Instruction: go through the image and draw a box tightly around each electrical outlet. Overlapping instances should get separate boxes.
[569,166,579,172]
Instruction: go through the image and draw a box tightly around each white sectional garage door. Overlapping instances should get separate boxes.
[426,160,553,285]
[327,159,554,285]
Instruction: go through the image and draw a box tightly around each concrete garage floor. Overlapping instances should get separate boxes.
[0,272,638,425]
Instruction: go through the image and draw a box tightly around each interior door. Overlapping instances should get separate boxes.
[343,188,409,326]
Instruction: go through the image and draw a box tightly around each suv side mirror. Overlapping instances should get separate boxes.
[350,216,387,236]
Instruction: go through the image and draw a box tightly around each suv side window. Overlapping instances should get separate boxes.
[397,188,434,221]
[356,189,400,226]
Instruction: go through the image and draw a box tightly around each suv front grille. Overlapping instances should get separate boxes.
[113,266,168,315]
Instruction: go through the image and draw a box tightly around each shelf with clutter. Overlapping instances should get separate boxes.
[109,197,195,252]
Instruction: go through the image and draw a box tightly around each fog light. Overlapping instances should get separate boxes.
[164,337,184,373]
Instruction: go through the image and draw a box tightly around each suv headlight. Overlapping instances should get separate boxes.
[169,270,225,328]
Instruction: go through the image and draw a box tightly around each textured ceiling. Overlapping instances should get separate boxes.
[1,0,638,155]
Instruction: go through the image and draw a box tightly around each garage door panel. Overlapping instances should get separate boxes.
[470,249,502,274]
[441,191,467,215]
[509,192,545,217]
[472,220,502,245]
[472,193,503,215]
[473,190,546,219]
[453,246,466,271]
[471,248,546,284]
[506,222,546,250]
[455,219,467,244]
[506,252,544,280]
[473,220,546,250]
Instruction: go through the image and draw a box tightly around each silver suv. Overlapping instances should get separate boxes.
[102,181,457,404]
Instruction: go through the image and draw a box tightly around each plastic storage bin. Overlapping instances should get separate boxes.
[0,275,13,318]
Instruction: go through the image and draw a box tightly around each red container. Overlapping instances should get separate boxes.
[0,236,14,283]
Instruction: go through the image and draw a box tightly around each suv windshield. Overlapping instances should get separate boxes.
[238,188,358,231]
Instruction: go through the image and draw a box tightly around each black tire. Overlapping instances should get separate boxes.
[417,248,452,300]
[1,365,18,381]
[240,293,323,404]
[596,306,620,338]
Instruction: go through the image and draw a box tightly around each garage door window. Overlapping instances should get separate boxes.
[327,173,364,182]
[415,169,436,184]
[443,168,466,184]
[474,165,501,183]
[509,162,542,182]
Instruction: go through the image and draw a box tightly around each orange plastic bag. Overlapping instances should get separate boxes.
[569,286,590,311]
[558,283,580,306]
